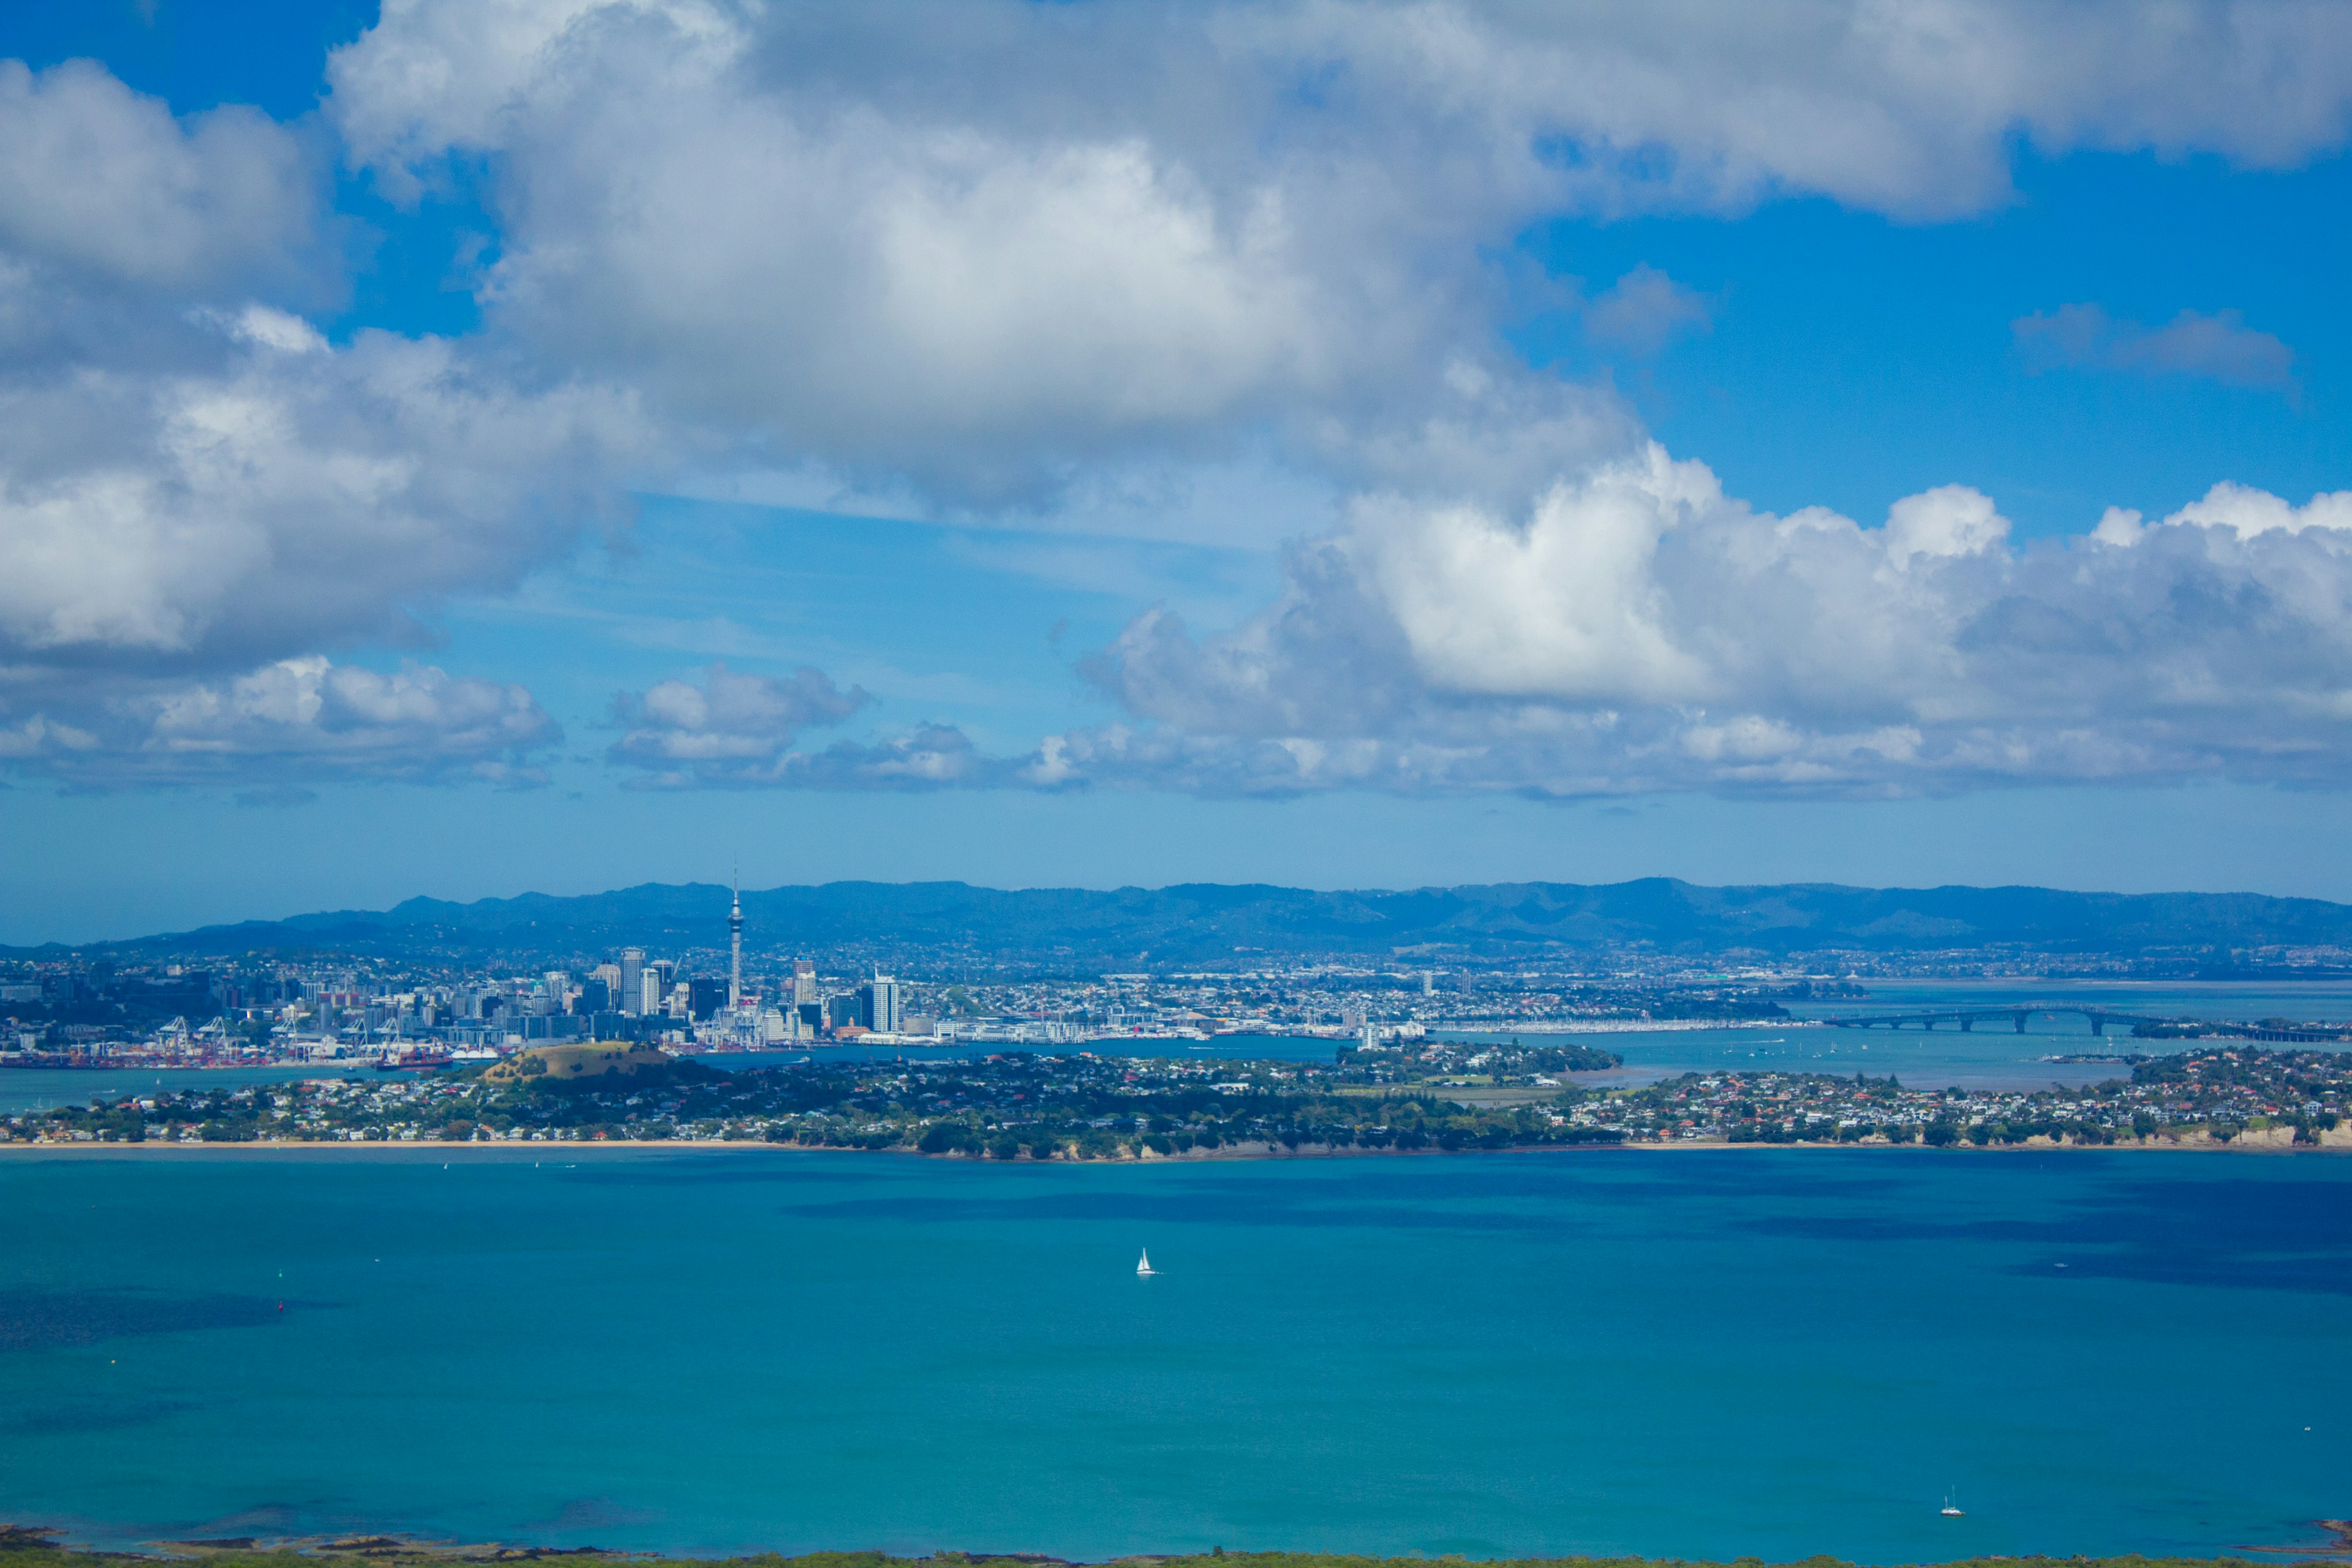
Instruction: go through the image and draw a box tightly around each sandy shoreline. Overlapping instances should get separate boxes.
[1,1131,2343,1158]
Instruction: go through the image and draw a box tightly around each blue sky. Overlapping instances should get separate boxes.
[7,1,2352,943]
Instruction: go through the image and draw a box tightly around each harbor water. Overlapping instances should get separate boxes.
[2,1145,2346,1562]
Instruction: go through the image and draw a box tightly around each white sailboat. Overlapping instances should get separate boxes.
[1941,1491,1965,1518]
[1136,1248,1157,1277]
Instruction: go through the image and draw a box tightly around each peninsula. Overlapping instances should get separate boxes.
[6,1041,2346,1155]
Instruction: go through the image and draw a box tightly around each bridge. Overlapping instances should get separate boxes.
[1816,1006,2350,1042]
[1820,1005,2169,1038]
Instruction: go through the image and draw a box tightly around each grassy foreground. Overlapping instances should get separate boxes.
[0,1532,2318,1568]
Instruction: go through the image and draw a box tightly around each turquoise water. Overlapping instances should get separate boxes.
[0,1065,377,1117]
[3,1148,2348,1562]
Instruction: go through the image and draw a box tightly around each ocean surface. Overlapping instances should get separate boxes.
[3,1146,2348,1562]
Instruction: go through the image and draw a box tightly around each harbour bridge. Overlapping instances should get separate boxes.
[1815,1006,2347,1042]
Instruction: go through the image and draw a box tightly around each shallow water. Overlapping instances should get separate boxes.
[2,1148,2346,1562]
[0,1065,376,1117]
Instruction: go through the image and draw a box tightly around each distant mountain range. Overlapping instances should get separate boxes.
[17,879,2352,967]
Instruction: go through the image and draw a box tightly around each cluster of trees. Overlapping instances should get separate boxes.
[5,1086,282,1143]
[895,1109,1626,1160]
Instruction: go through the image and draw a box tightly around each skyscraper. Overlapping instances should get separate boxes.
[619,948,644,1017]
[870,972,901,1035]
[792,959,815,1006]
[728,876,744,1010]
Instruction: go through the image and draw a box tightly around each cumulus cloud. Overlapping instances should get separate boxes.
[1052,451,2352,797]
[608,663,871,782]
[0,311,649,675]
[325,0,2352,508]
[0,657,560,790]
[599,461,2352,801]
[2015,303,2296,389]
[0,59,321,292]
[0,55,651,797]
[1256,1,2352,219]
[604,663,1031,791]
[331,1,1353,503]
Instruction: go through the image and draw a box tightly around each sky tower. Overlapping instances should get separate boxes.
[728,871,744,1011]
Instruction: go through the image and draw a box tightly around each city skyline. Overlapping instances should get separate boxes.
[9,4,2352,940]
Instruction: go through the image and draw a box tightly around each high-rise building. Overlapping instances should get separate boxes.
[869,973,901,1035]
[619,948,645,1016]
[792,959,815,1007]
[641,969,665,1016]
[688,977,727,1021]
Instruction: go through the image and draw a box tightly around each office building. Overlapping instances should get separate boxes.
[688,977,726,1021]
[619,949,645,1017]
[862,973,901,1034]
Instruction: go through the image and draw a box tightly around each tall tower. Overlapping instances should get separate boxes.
[728,871,744,1011]
[619,948,645,1017]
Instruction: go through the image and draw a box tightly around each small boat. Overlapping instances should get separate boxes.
[1941,1492,1965,1518]
[1136,1248,1157,1277]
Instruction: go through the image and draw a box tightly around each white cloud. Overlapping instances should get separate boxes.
[1261,1,2352,219]
[0,313,649,673]
[2015,303,2296,389]
[603,662,1025,791]
[0,55,662,797]
[0,59,320,290]
[1055,451,2352,796]
[325,0,2352,513]
[2158,481,2352,537]
[0,657,560,790]
[333,1,1354,503]
[608,662,871,778]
